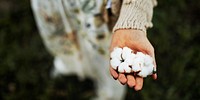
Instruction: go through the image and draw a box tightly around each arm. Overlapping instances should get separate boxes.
[109,0,157,91]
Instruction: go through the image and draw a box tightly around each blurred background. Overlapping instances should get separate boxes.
[0,0,200,100]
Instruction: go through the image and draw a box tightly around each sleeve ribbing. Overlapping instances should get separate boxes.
[112,0,157,33]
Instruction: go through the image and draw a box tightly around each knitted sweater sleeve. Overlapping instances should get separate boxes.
[112,0,157,33]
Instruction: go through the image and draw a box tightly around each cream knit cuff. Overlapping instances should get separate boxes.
[113,0,157,33]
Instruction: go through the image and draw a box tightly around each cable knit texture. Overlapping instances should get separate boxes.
[113,0,157,33]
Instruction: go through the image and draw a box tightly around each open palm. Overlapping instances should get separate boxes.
[109,29,157,91]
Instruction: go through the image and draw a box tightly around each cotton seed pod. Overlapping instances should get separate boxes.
[110,47,122,60]
[110,58,121,70]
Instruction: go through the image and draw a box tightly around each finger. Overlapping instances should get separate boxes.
[109,67,119,79]
[152,73,157,80]
[118,73,127,85]
[127,74,136,88]
[134,77,143,91]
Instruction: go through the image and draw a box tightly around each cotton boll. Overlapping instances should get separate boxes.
[118,62,125,73]
[124,66,131,73]
[132,65,142,72]
[110,47,156,78]
[110,58,121,70]
[146,65,156,75]
[118,62,131,73]
[146,64,154,75]
[131,57,143,72]
[144,55,153,66]
[111,47,122,60]
[138,64,154,77]
[122,47,132,59]
[133,57,144,67]
[132,65,141,72]
[124,65,132,73]
[136,52,145,59]
[137,67,149,77]
[124,53,136,65]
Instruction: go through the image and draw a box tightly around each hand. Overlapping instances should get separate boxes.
[109,29,157,91]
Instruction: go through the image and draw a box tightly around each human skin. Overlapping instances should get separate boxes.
[109,29,157,91]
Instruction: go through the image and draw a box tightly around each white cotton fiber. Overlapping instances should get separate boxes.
[123,63,132,73]
[132,57,143,72]
[124,53,135,65]
[147,64,154,73]
[144,55,153,66]
[110,47,122,60]
[110,47,155,78]
[138,67,149,77]
[118,62,126,73]
[122,47,132,59]
[110,58,121,70]
[118,62,131,73]
[136,52,145,58]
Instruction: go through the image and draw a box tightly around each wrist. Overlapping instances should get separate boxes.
[115,29,146,37]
